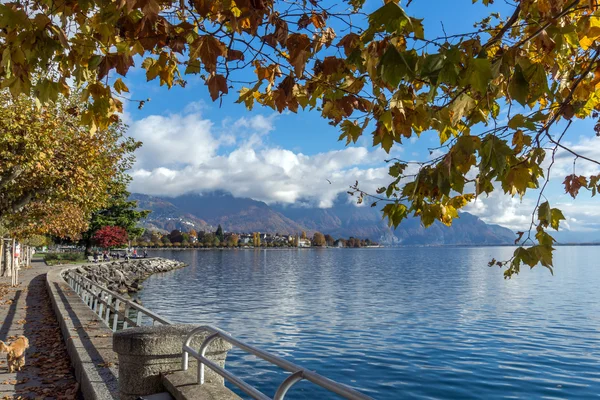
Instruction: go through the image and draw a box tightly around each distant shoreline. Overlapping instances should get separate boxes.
[139,243,600,250]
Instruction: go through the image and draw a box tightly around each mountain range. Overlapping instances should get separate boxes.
[130,192,518,245]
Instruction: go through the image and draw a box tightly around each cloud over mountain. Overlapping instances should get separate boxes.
[125,104,600,239]
[128,108,393,208]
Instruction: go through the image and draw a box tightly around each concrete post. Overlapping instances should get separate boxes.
[113,324,233,400]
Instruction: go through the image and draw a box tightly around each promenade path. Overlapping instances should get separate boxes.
[0,259,79,399]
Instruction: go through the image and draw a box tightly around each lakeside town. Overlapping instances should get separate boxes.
[132,225,381,249]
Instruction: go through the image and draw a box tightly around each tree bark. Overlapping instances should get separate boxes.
[5,240,11,277]
[12,239,19,287]
[0,239,4,277]
[85,238,93,256]
[9,239,14,281]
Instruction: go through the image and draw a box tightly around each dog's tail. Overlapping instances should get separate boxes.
[0,340,8,353]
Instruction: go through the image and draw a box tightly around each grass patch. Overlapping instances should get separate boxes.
[44,252,86,266]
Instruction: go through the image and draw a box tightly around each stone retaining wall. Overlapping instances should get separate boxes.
[73,258,186,295]
[45,258,186,400]
[47,258,242,400]
[46,264,119,400]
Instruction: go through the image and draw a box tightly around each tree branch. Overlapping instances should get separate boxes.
[0,166,24,190]
[483,3,521,49]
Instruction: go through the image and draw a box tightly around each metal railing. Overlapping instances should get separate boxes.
[63,269,172,331]
[64,268,373,400]
[182,325,374,400]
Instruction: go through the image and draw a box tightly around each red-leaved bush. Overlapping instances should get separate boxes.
[93,226,128,249]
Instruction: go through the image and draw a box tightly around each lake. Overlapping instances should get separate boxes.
[140,247,600,399]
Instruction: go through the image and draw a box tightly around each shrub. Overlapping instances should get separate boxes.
[44,252,60,261]
[44,252,86,265]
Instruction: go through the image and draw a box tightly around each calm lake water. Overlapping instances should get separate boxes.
[140,247,600,399]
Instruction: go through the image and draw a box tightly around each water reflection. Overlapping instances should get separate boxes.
[140,247,600,399]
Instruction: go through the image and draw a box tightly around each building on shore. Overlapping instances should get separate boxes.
[298,238,311,248]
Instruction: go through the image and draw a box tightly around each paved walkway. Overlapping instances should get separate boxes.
[0,259,79,399]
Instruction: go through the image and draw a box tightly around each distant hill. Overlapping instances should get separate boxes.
[273,200,516,245]
[131,192,517,245]
[129,193,213,233]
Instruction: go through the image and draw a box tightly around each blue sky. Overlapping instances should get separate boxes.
[122,0,600,239]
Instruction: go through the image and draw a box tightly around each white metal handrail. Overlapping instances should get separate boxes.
[182,325,374,400]
[64,268,373,399]
[63,269,172,330]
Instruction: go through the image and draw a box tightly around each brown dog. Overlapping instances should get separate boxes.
[0,336,29,372]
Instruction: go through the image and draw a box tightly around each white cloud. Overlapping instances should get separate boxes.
[183,100,207,114]
[127,107,600,235]
[128,110,391,207]
[549,136,600,179]
[233,114,277,133]
[464,190,534,231]
[129,113,218,170]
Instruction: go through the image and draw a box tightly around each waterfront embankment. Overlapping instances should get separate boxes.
[45,257,187,399]
[73,258,186,295]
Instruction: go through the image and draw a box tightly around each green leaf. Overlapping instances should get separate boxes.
[532,245,554,270]
[535,229,555,246]
[420,53,445,84]
[368,2,409,33]
[514,246,537,267]
[35,80,59,103]
[438,46,461,85]
[382,203,408,228]
[0,4,31,28]
[465,58,492,94]
[522,63,548,100]
[377,46,410,87]
[339,120,363,144]
[88,55,103,69]
[550,208,565,230]
[538,201,551,225]
[381,134,393,153]
[113,78,129,94]
[508,64,529,106]
[185,59,201,74]
[380,110,393,131]
[377,45,417,87]
[449,93,475,126]
[508,114,537,130]
[389,162,406,178]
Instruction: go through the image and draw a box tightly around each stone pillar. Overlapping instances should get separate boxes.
[113,324,232,400]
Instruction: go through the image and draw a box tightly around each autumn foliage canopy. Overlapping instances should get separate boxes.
[0,91,139,238]
[1,0,600,275]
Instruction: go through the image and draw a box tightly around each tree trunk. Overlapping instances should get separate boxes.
[14,242,19,287]
[0,239,4,277]
[10,239,15,284]
[85,238,93,256]
[1,240,6,277]
[6,240,12,277]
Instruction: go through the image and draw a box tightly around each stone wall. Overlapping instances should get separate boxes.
[47,258,243,400]
[46,265,119,400]
[73,258,186,294]
[46,258,184,400]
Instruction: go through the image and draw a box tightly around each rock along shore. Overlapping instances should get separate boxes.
[73,257,186,295]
